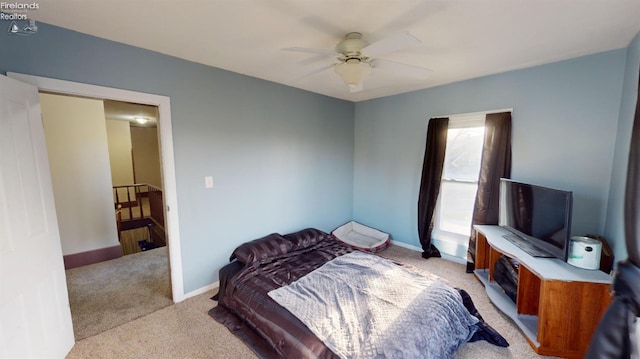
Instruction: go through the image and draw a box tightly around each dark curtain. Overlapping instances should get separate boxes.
[585,71,640,358]
[466,112,512,272]
[418,117,449,259]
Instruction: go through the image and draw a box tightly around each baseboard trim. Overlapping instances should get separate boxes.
[184,281,219,300]
[390,239,422,252]
[63,245,123,269]
[390,239,466,265]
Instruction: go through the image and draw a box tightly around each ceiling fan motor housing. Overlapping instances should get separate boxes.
[335,32,369,60]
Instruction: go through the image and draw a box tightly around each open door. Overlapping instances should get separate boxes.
[0,75,75,357]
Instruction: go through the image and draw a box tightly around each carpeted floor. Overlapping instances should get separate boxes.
[65,246,172,340]
[66,244,557,358]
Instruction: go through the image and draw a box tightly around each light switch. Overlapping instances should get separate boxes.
[204,176,214,189]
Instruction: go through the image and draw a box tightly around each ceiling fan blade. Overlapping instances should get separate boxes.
[299,54,334,66]
[282,47,337,56]
[362,31,421,57]
[371,59,433,79]
[301,15,346,38]
[289,63,334,83]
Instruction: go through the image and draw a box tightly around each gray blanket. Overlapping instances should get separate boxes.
[268,251,478,359]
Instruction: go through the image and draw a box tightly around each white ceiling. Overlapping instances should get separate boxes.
[29,0,640,102]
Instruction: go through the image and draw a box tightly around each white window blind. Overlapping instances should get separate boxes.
[432,114,485,246]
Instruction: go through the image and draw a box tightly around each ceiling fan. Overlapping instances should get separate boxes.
[284,31,433,93]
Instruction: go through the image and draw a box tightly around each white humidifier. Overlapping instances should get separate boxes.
[567,236,602,270]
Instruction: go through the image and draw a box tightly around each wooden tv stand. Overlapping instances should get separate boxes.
[473,225,612,358]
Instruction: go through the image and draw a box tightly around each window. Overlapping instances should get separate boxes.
[432,115,485,246]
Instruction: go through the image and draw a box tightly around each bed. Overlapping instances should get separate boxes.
[209,228,507,358]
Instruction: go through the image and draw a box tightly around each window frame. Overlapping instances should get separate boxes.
[431,114,486,247]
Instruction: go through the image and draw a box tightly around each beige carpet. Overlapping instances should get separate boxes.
[65,246,172,340]
[67,244,557,358]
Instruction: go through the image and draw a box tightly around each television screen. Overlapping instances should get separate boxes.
[498,178,573,261]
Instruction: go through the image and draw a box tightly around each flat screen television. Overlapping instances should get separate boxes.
[498,178,573,261]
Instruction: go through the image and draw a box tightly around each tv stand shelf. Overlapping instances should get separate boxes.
[473,225,612,358]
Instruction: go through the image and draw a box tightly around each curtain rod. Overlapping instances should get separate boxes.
[432,108,513,119]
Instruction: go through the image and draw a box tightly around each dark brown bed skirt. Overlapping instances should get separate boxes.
[209,305,282,359]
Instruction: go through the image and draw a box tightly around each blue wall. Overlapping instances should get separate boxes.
[353,50,628,258]
[605,31,640,262]
[0,23,355,293]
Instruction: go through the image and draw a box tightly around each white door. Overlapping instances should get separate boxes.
[0,75,75,358]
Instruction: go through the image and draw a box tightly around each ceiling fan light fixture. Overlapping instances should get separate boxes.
[334,59,372,89]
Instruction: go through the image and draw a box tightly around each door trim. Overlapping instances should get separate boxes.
[7,72,186,302]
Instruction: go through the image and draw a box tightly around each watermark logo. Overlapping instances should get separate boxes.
[7,19,36,35]
[2,2,39,35]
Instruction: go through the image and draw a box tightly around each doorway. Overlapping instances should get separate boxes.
[103,99,165,255]
[7,73,185,298]
[37,92,171,339]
